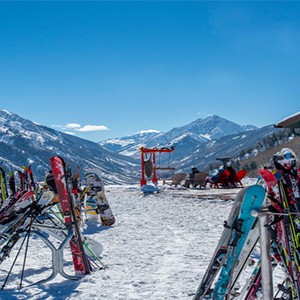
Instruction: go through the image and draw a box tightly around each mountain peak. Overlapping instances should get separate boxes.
[100,114,259,160]
[205,114,220,119]
[204,114,235,123]
[0,109,13,119]
[134,129,161,135]
[0,108,139,183]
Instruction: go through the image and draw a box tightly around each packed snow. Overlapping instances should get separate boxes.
[0,177,272,300]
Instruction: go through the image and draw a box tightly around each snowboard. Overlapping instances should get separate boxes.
[212,184,266,300]
[193,187,247,299]
[229,218,260,294]
[84,168,115,226]
[239,259,262,300]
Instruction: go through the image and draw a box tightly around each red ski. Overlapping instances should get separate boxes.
[50,156,91,274]
[258,169,300,297]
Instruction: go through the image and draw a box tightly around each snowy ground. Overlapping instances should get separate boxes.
[0,178,263,300]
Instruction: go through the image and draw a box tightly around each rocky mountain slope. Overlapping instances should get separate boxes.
[240,135,300,177]
[0,109,139,184]
[100,115,257,158]
[0,109,294,185]
[100,115,289,174]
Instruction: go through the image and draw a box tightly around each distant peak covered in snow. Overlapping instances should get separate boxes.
[99,129,163,155]
[1,109,279,185]
[242,124,258,131]
[100,114,261,160]
[0,108,13,116]
[200,133,211,140]
[134,129,161,135]
[0,108,139,182]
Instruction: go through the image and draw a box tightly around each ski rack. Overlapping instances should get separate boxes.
[256,211,273,300]
[251,209,300,299]
[27,228,80,287]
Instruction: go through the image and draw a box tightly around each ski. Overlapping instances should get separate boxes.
[259,149,300,298]
[194,187,248,299]
[8,171,16,197]
[259,168,300,298]
[0,190,35,235]
[50,156,91,274]
[229,218,260,295]
[0,167,7,206]
[18,170,25,191]
[273,149,300,298]
[27,165,36,191]
[242,259,262,300]
[0,191,55,264]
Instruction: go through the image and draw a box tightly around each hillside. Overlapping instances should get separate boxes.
[100,115,283,175]
[240,136,300,177]
[1,108,297,184]
[100,115,257,159]
[0,109,139,183]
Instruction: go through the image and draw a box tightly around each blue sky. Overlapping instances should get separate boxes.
[0,1,300,142]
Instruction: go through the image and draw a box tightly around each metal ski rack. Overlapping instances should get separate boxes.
[250,209,273,299]
[252,206,300,299]
[27,228,80,286]
[257,211,273,300]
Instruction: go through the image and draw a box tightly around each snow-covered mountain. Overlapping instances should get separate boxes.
[162,115,257,141]
[100,115,257,158]
[0,109,139,183]
[171,125,280,172]
[0,109,287,184]
[99,129,162,156]
[100,115,285,174]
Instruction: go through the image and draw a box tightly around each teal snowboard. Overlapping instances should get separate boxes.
[193,187,247,299]
[212,184,266,299]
